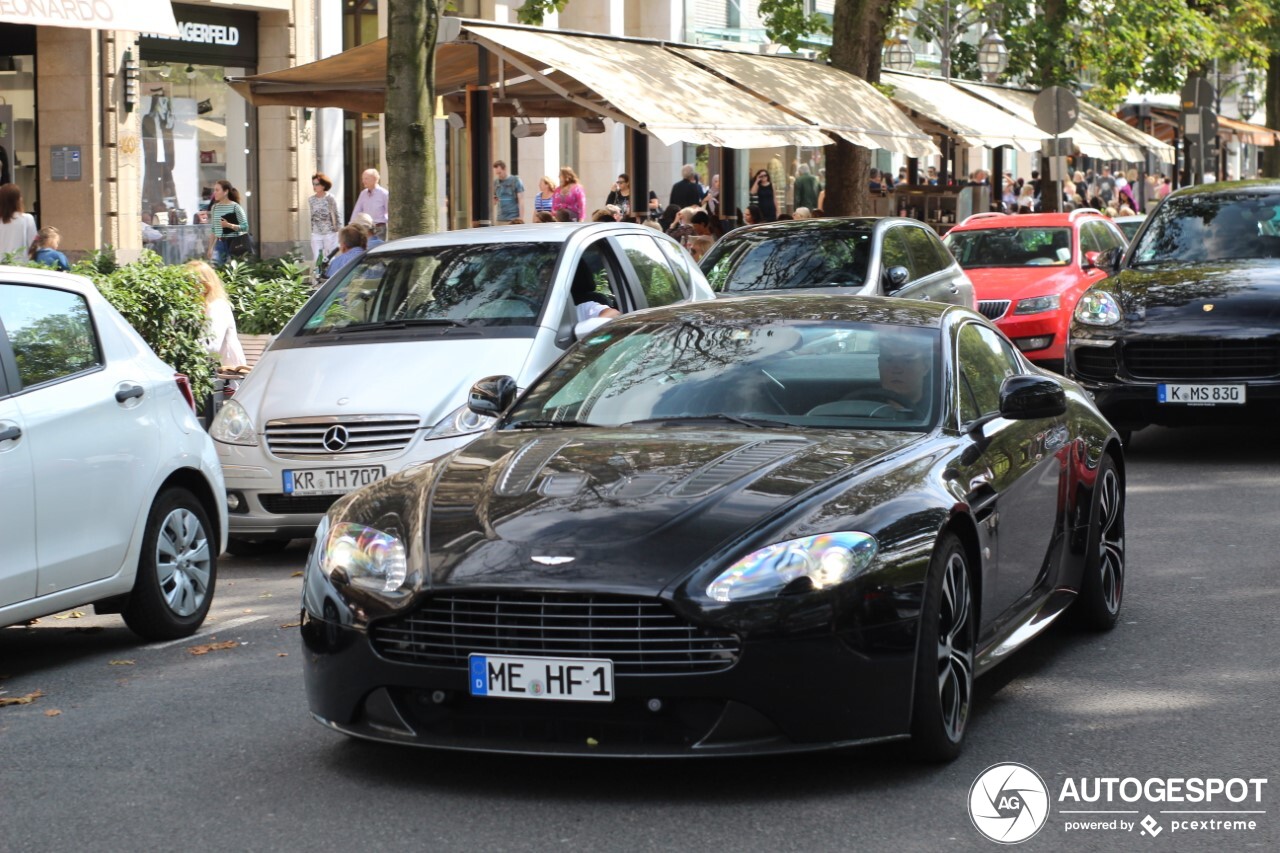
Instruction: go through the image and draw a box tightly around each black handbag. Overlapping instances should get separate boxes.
[223,231,255,258]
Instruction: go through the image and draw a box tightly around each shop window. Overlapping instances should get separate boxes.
[0,54,38,223]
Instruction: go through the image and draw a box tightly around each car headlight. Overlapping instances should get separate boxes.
[209,399,258,446]
[321,521,407,594]
[1014,294,1060,315]
[426,403,497,439]
[707,532,878,602]
[1075,290,1121,326]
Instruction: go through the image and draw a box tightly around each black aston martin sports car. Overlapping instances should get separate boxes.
[1068,181,1280,437]
[301,295,1125,761]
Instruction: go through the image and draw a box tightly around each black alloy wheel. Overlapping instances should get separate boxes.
[910,532,975,762]
[1074,456,1125,630]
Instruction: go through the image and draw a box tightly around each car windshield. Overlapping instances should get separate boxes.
[1117,219,1144,241]
[297,243,561,334]
[507,318,940,432]
[701,226,872,292]
[1131,193,1280,265]
[945,227,1073,268]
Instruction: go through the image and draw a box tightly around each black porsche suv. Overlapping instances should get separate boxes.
[1067,181,1280,437]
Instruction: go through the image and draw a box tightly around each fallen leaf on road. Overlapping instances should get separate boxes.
[0,690,43,707]
[44,709,61,717]
[259,592,272,598]
[109,660,136,666]
[242,609,254,614]
[277,653,289,657]
[188,640,238,656]
[291,571,303,578]
[53,611,86,620]
[279,621,301,629]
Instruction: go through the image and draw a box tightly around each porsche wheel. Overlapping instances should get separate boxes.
[1074,456,1125,630]
[123,488,217,641]
[910,532,975,762]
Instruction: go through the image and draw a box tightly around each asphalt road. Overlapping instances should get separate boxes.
[2,424,1277,852]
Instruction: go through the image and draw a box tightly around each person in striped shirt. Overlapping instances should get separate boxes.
[206,180,250,264]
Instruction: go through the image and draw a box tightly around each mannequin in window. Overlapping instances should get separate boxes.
[141,89,177,215]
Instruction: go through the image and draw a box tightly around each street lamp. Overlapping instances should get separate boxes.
[883,33,916,72]
[1239,92,1258,122]
[977,29,1008,82]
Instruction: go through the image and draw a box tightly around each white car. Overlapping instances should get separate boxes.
[0,267,227,639]
[210,222,715,555]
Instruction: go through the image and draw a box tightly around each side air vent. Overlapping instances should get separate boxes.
[671,439,811,498]
[496,438,570,496]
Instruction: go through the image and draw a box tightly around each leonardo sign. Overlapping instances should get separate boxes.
[0,0,179,36]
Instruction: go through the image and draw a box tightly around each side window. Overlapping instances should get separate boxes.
[879,227,913,278]
[616,235,681,308]
[903,226,947,278]
[1096,223,1126,252]
[956,323,1019,422]
[575,243,627,311]
[0,284,102,389]
[653,237,693,297]
[1078,223,1102,256]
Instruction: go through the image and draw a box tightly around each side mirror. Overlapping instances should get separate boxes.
[1082,250,1101,269]
[999,374,1066,420]
[1097,246,1123,273]
[468,375,518,418]
[883,265,910,292]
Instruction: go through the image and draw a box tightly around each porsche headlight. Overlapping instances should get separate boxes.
[1014,294,1060,315]
[1074,290,1121,326]
[426,403,496,439]
[707,532,878,602]
[209,399,258,446]
[321,521,407,594]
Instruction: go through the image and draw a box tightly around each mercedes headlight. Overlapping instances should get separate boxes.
[209,399,258,446]
[426,403,496,439]
[707,532,878,602]
[321,521,407,594]
[1014,294,1060,315]
[1075,290,1121,326]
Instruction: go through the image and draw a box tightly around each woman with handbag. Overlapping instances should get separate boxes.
[308,172,341,268]
[207,179,251,264]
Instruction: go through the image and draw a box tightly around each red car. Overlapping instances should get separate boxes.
[944,210,1126,372]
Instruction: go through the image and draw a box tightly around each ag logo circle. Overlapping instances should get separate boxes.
[968,762,1050,844]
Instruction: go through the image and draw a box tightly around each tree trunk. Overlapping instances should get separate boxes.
[1264,51,1280,178]
[386,0,440,237]
[826,0,894,216]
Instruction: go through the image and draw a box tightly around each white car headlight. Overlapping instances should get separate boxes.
[1014,294,1060,315]
[426,403,497,439]
[1074,290,1122,326]
[209,399,258,446]
[322,521,407,594]
[707,532,878,602]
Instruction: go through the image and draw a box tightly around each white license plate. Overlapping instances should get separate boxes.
[469,654,614,703]
[282,466,385,495]
[1157,384,1246,405]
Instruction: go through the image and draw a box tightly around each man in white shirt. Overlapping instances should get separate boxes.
[350,168,389,238]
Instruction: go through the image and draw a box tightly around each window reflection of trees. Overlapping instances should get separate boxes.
[1135,195,1280,264]
[0,293,100,387]
[708,229,871,292]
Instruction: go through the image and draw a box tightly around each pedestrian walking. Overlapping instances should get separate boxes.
[794,164,819,211]
[0,183,37,259]
[206,180,251,264]
[552,167,586,222]
[28,226,69,270]
[534,177,556,217]
[308,172,341,270]
[350,168,388,238]
[750,169,776,222]
[492,160,524,224]
[187,260,247,368]
[703,174,721,218]
[669,164,706,210]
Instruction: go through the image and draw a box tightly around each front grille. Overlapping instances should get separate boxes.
[371,592,740,676]
[1122,340,1280,380]
[977,300,1011,321]
[1071,345,1118,382]
[259,493,343,515]
[265,416,420,458]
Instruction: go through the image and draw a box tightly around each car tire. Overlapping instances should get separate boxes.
[1073,456,1125,631]
[226,536,291,558]
[909,532,975,762]
[122,488,217,641]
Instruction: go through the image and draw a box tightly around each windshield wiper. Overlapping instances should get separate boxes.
[623,414,790,429]
[332,318,468,332]
[507,419,598,429]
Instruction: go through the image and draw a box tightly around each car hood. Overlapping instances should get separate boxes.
[1109,261,1280,335]
[415,427,924,593]
[232,336,540,424]
[965,265,1083,301]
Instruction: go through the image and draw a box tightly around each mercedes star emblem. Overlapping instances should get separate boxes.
[322,425,350,452]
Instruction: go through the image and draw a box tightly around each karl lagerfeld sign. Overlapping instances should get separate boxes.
[0,0,179,35]
[140,3,257,67]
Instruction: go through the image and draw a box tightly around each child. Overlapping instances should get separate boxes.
[28,226,69,271]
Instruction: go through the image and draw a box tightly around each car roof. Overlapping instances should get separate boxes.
[366,222,664,254]
[950,211,1104,232]
[1168,179,1280,200]
[0,265,99,294]
[605,294,957,330]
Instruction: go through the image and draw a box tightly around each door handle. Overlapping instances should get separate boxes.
[115,384,145,403]
[0,425,21,442]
